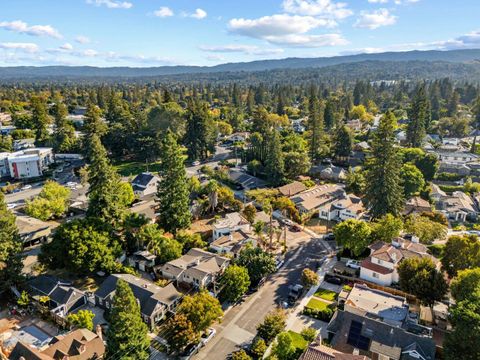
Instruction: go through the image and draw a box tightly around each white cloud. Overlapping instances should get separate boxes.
[264,33,348,47]
[86,0,132,9]
[205,54,226,62]
[191,8,207,19]
[368,0,388,3]
[0,42,39,52]
[75,35,91,44]
[394,0,420,4]
[83,49,99,57]
[354,8,397,29]
[60,43,73,50]
[154,6,174,18]
[282,0,353,19]
[0,20,62,38]
[229,14,336,39]
[199,44,284,55]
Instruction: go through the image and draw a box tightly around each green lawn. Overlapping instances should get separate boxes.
[314,289,337,302]
[287,331,308,351]
[305,297,330,311]
[114,161,162,177]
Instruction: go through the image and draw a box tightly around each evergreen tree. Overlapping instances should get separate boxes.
[106,279,150,360]
[156,131,191,234]
[407,84,430,147]
[447,90,460,117]
[324,99,336,130]
[0,192,23,292]
[87,135,129,226]
[364,111,404,218]
[264,129,284,186]
[52,99,76,153]
[31,96,50,145]
[184,100,215,161]
[307,88,324,162]
[333,125,353,159]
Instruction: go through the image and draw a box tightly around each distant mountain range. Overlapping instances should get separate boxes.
[1,48,480,80]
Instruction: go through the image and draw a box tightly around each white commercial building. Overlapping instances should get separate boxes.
[5,148,53,179]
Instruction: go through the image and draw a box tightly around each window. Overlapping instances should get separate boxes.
[372,272,379,278]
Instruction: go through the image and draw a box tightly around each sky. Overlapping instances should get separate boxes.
[0,0,479,67]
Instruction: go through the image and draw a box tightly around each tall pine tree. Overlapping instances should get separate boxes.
[106,279,150,360]
[364,111,404,218]
[265,129,285,186]
[31,96,50,145]
[407,84,430,147]
[184,100,215,161]
[307,87,324,162]
[0,192,23,293]
[156,131,191,234]
[86,135,128,227]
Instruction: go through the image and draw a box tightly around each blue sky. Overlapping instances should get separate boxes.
[0,0,479,67]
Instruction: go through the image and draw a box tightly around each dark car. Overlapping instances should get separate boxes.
[325,275,342,285]
[324,233,335,241]
[180,342,201,360]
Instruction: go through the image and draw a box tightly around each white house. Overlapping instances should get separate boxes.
[131,172,160,197]
[291,184,345,214]
[318,194,366,222]
[436,191,477,222]
[209,230,256,257]
[360,238,438,286]
[6,148,54,179]
[212,212,251,240]
[227,132,249,143]
[435,151,479,165]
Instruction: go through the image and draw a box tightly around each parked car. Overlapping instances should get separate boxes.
[21,184,32,191]
[180,342,202,360]
[200,328,216,346]
[192,160,201,166]
[290,224,302,232]
[325,275,342,285]
[275,258,285,270]
[324,233,335,241]
[346,260,361,270]
[288,284,304,304]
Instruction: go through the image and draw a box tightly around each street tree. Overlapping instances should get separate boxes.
[219,265,251,303]
[257,308,286,344]
[301,268,318,287]
[333,219,372,256]
[236,245,276,286]
[178,291,223,333]
[25,180,70,220]
[164,314,197,353]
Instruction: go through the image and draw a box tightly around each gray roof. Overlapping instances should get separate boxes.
[132,172,157,187]
[95,274,182,317]
[28,275,84,309]
[327,310,435,360]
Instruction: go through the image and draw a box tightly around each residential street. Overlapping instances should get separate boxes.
[194,234,330,360]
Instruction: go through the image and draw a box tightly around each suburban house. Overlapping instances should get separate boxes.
[312,164,348,182]
[213,212,251,240]
[9,328,105,360]
[209,230,256,257]
[28,275,87,318]
[360,238,438,286]
[430,184,446,203]
[299,340,369,360]
[229,169,267,190]
[434,150,479,165]
[346,119,363,132]
[5,147,54,179]
[327,284,436,360]
[128,250,156,272]
[318,193,366,222]
[403,197,432,215]
[0,124,16,135]
[227,132,249,142]
[15,214,56,247]
[435,191,477,222]
[290,184,346,215]
[131,172,160,197]
[130,199,157,223]
[95,274,182,328]
[278,181,307,197]
[157,248,230,289]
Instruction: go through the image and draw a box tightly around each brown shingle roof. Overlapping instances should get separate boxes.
[278,181,307,197]
[360,258,394,275]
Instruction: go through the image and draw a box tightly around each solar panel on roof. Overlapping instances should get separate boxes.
[347,320,370,351]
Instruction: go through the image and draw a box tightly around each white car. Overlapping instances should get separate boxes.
[200,328,216,346]
[346,260,361,270]
[66,181,78,189]
[192,161,201,166]
[7,203,19,210]
[21,184,32,191]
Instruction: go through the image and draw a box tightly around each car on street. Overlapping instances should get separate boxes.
[192,160,201,166]
[324,233,335,241]
[180,342,202,359]
[21,184,32,191]
[290,224,302,232]
[288,284,304,304]
[275,258,285,270]
[7,203,19,210]
[66,181,78,189]
[200,328,216,346]
[346,260,361,270]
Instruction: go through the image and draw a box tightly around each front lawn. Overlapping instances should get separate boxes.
[314,289,337,302]
[287,331,308,351]
[305,297,330,311]
[114,161,162,177]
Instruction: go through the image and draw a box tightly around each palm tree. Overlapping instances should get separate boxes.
[253,221,265,249]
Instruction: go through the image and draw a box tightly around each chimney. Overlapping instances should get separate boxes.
[391,251,397,262]
[353,349,360,355]
[79,344,86,354]
[96,324,103,341]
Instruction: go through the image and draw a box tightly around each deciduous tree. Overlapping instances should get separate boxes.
[333,219,372,256]
[178,291,223,333]
[219,265,250,303]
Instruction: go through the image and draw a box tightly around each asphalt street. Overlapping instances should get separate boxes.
[194,234,329,360]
